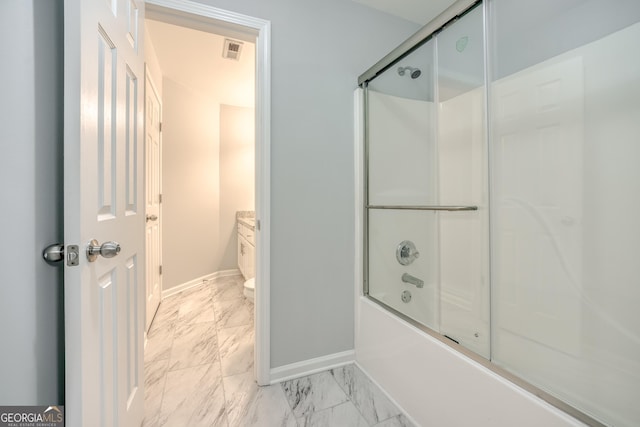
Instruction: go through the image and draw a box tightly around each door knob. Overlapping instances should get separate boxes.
[43,243,65,264]
[146,214,158,222]
[42,243,80,266]
[87,239,121,262]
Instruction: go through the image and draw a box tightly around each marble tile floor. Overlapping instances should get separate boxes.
[143,275,415,427]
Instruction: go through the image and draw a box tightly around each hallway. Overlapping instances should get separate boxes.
[142,276,413,426]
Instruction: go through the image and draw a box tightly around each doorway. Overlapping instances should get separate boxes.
[143,0,271,390]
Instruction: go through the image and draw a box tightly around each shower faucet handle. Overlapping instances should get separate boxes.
[396,240,419,266]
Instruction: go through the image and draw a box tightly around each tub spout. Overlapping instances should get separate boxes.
[402,273,424,288]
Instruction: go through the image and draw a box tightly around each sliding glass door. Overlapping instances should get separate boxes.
[362,1,640,424]
[489,2,640,425]
[365,5,489,357]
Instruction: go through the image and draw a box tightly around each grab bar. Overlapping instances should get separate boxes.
[402,273,424,288]
[367,205,478,211]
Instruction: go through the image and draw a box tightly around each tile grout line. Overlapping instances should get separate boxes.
[209,276,231,427]
[278,379,301,423]
[148,282,212,424]
[154,360,170,424]
[327,372,375,427]
[147,301,178,424]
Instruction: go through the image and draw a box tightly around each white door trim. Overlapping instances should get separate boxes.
[145,0,271,386]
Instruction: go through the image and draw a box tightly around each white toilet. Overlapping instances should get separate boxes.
[243,277,255,302]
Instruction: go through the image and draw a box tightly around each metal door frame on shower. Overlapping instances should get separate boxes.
[145,0,272,386]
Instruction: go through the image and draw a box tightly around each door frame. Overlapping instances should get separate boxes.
[145,0,271,386]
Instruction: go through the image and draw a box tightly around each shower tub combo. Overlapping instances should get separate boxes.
[355,1,640,426]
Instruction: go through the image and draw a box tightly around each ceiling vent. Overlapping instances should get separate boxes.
[222,38,243,61]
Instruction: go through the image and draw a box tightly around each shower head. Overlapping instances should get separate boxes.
[397,66,422,79]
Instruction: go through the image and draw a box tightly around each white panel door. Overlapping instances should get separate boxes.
[145,70,162,332]
[64,0,145,426]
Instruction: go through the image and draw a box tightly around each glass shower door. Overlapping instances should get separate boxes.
[366,38,440,330]
[365,5,489,357]
[362,0,640,424]
[489,2,640,425]
[436,6,489,357]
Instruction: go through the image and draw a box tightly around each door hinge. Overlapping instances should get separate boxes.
[159,122,162,132]
[158,194,162,204]
[159,265,163,275]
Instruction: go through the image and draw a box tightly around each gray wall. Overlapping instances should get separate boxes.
[162,77,221,290]
[161,87,255,289]
[0,0,64,404]
[193,0,419,367]
[148,27,255,289]
[219,105,255,271]
[492,0,640,79]
[0,0,416,400]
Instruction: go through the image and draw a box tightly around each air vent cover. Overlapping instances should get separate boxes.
[222,38,243,60]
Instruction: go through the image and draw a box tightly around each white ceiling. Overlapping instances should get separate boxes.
[351,0,457,24]
[146,19,255,108]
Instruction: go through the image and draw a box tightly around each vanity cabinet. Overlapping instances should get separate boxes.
[237,220,255,280]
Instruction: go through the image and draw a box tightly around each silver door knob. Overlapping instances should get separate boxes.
[87,239,121,262]
[146,214,158,222]
[43,243,65,264]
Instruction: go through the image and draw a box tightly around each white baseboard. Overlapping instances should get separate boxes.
[269,350,355,384]
[214,268,242,279]
[162,269,241,299]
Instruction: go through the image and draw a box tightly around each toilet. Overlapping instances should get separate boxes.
[243,277,255,302]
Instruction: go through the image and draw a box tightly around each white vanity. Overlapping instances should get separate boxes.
[237,214,255,280]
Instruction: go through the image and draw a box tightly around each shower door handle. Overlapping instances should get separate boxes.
[402,273,424,288]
